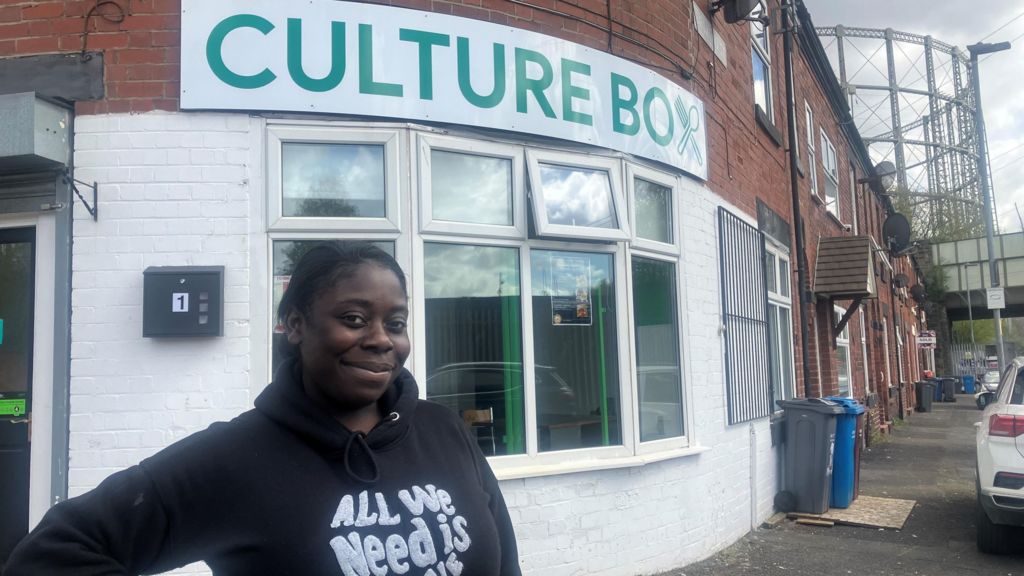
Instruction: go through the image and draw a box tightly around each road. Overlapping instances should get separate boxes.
[660,395,1024,576]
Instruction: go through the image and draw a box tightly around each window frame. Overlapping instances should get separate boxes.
[265,124,698,477]
[626,163,680,255]
[765,244,795,405]
[834,305,852,397]
[805,102,818,198]
[525,149,630,241]
[749,4,773,123]
[267,124,403,232]
[820,130,840,218]
[416,133,526,239]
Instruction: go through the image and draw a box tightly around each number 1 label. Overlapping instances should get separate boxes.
[172,292,189,313]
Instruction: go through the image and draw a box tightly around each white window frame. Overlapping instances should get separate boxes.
[805,102,818,198]
[849,162,859,233]
[263,124,701,479]
[750,3,773,123]
[821,130,839,218]
[834,306,852,397]
[626,163,680,256]
[766,244,795,404]
[416,133,526,239]
[267,124,403,232]
[525,149,630,241]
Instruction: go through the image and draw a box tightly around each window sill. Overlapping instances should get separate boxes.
[826,210,847,229]
[755,105,783,148]
[492,444,711,481]
[811,192,824,205]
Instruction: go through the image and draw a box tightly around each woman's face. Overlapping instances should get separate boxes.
[287,263,411,417]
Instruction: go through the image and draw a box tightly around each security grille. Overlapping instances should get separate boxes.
[718,207,773,424]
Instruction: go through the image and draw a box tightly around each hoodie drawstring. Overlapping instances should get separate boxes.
[343,432,381,484]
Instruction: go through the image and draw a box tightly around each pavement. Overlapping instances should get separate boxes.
[657,394,1024,576]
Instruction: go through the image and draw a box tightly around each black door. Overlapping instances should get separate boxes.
[0,227,34,566]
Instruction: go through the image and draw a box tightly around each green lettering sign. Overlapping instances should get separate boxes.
[457,37,506,108]
[610,73,639,136]
[359,24,403,97]
[399,29,450,100]
[0,398,25,417]
[561,58,592,126]
[207,14,277,89]
[514,48,556,118]
[287,19,346,92]
[643,87,673,146]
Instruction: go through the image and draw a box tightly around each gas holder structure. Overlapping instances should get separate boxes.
[815,25,993,241]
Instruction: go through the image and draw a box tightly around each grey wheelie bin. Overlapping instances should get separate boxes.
[915,380,933,412]
[940,377,957,402]
[777,398,844,514]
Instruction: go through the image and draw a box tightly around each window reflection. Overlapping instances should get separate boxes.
[531,250,620,451]
[538,163,617,229]
[423,243,525,456]
[632,257,683,441]
[635,178,672,244]
[282,143,385,218]
[431,150,513,226]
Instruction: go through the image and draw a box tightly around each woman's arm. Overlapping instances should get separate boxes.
[3,466,172,575]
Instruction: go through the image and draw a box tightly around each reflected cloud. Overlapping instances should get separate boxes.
[539,164,616,228]
[431,151,513,225]
[424,243,520,299]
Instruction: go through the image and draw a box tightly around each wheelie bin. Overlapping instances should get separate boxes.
[962,374,975,394]
[776,398,844,514]
[915,381,933,412]
[940,377,957,402]
[825,397,866,508]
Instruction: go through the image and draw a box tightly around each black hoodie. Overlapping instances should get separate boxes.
[3,361,521,576]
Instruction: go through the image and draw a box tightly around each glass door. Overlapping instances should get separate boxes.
[0,227,34,566]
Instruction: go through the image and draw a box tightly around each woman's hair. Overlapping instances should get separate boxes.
[276,241,407,357]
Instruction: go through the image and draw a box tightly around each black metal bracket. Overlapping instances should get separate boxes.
[832,296,864,341]
[64,171,98,221]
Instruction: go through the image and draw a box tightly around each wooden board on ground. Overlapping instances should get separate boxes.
[787,495,916,530]
[795,518,835,527]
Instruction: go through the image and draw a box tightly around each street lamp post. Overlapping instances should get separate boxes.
[968,40,1011,370]
[965,262,978,372]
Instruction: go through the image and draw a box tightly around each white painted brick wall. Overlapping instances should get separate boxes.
[68,111,780,576]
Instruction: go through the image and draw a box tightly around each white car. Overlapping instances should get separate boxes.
[975,370,1002,409]
[975,358,1024,553]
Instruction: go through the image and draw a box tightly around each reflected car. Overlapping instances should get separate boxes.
[976,370,1002,409]
[975,357,1024,554]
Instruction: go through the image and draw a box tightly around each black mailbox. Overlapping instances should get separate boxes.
[143,266,224,337]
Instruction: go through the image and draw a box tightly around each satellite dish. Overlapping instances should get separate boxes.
[894,273,909,288]
[882,213,911,254]
[910,284,926,302]
[713,0,761,24]
[874,161,896,192]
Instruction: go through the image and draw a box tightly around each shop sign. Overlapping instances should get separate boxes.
[180,0,707,179]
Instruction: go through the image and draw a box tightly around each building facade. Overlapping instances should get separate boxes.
[0,0,927,574]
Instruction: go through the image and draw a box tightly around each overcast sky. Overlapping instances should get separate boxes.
[802,0,1024,234]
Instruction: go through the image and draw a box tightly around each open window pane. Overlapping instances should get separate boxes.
[632,257,683,441]
[538,163,618,229]
[422,243,525,456]
[635,178,672,244]
[271,240,394,373]
[431,150,513,226]
[282,143,386,218]
[531,250,620,452]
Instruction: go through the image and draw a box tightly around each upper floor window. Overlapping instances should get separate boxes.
[805,102,818,197]
[821,131,839,218]
[750,4,773,123]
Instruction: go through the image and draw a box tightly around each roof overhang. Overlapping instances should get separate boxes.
[813,235,878,299]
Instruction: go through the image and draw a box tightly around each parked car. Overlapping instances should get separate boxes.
[974,357,1024,553]
[976,370,1002,409]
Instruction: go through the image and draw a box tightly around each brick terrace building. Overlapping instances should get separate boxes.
[0,0,928,573]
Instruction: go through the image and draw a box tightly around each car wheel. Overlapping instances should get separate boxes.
[976,492,1011,554]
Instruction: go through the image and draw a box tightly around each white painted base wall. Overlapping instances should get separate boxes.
[68,111,780,576]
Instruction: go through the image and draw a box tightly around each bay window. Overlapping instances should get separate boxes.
[266,121,691,472]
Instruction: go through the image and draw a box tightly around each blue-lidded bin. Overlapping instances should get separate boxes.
[824,396,866,509]
[962,375,975,394]
[932,378,943,401]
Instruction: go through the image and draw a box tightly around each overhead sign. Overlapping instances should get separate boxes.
[987,287,1005,309]
[180,0,707,179]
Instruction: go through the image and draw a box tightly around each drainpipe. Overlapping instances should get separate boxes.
[781,0,813,398]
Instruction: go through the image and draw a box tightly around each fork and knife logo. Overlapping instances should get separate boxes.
[673,96,703,167]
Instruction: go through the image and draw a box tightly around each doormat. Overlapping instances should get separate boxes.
[788,495,916,530]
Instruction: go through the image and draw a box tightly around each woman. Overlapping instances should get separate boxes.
[4,241,521,576]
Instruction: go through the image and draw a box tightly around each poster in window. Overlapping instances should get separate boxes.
[551,256,592,326]
[273,275,291,333]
